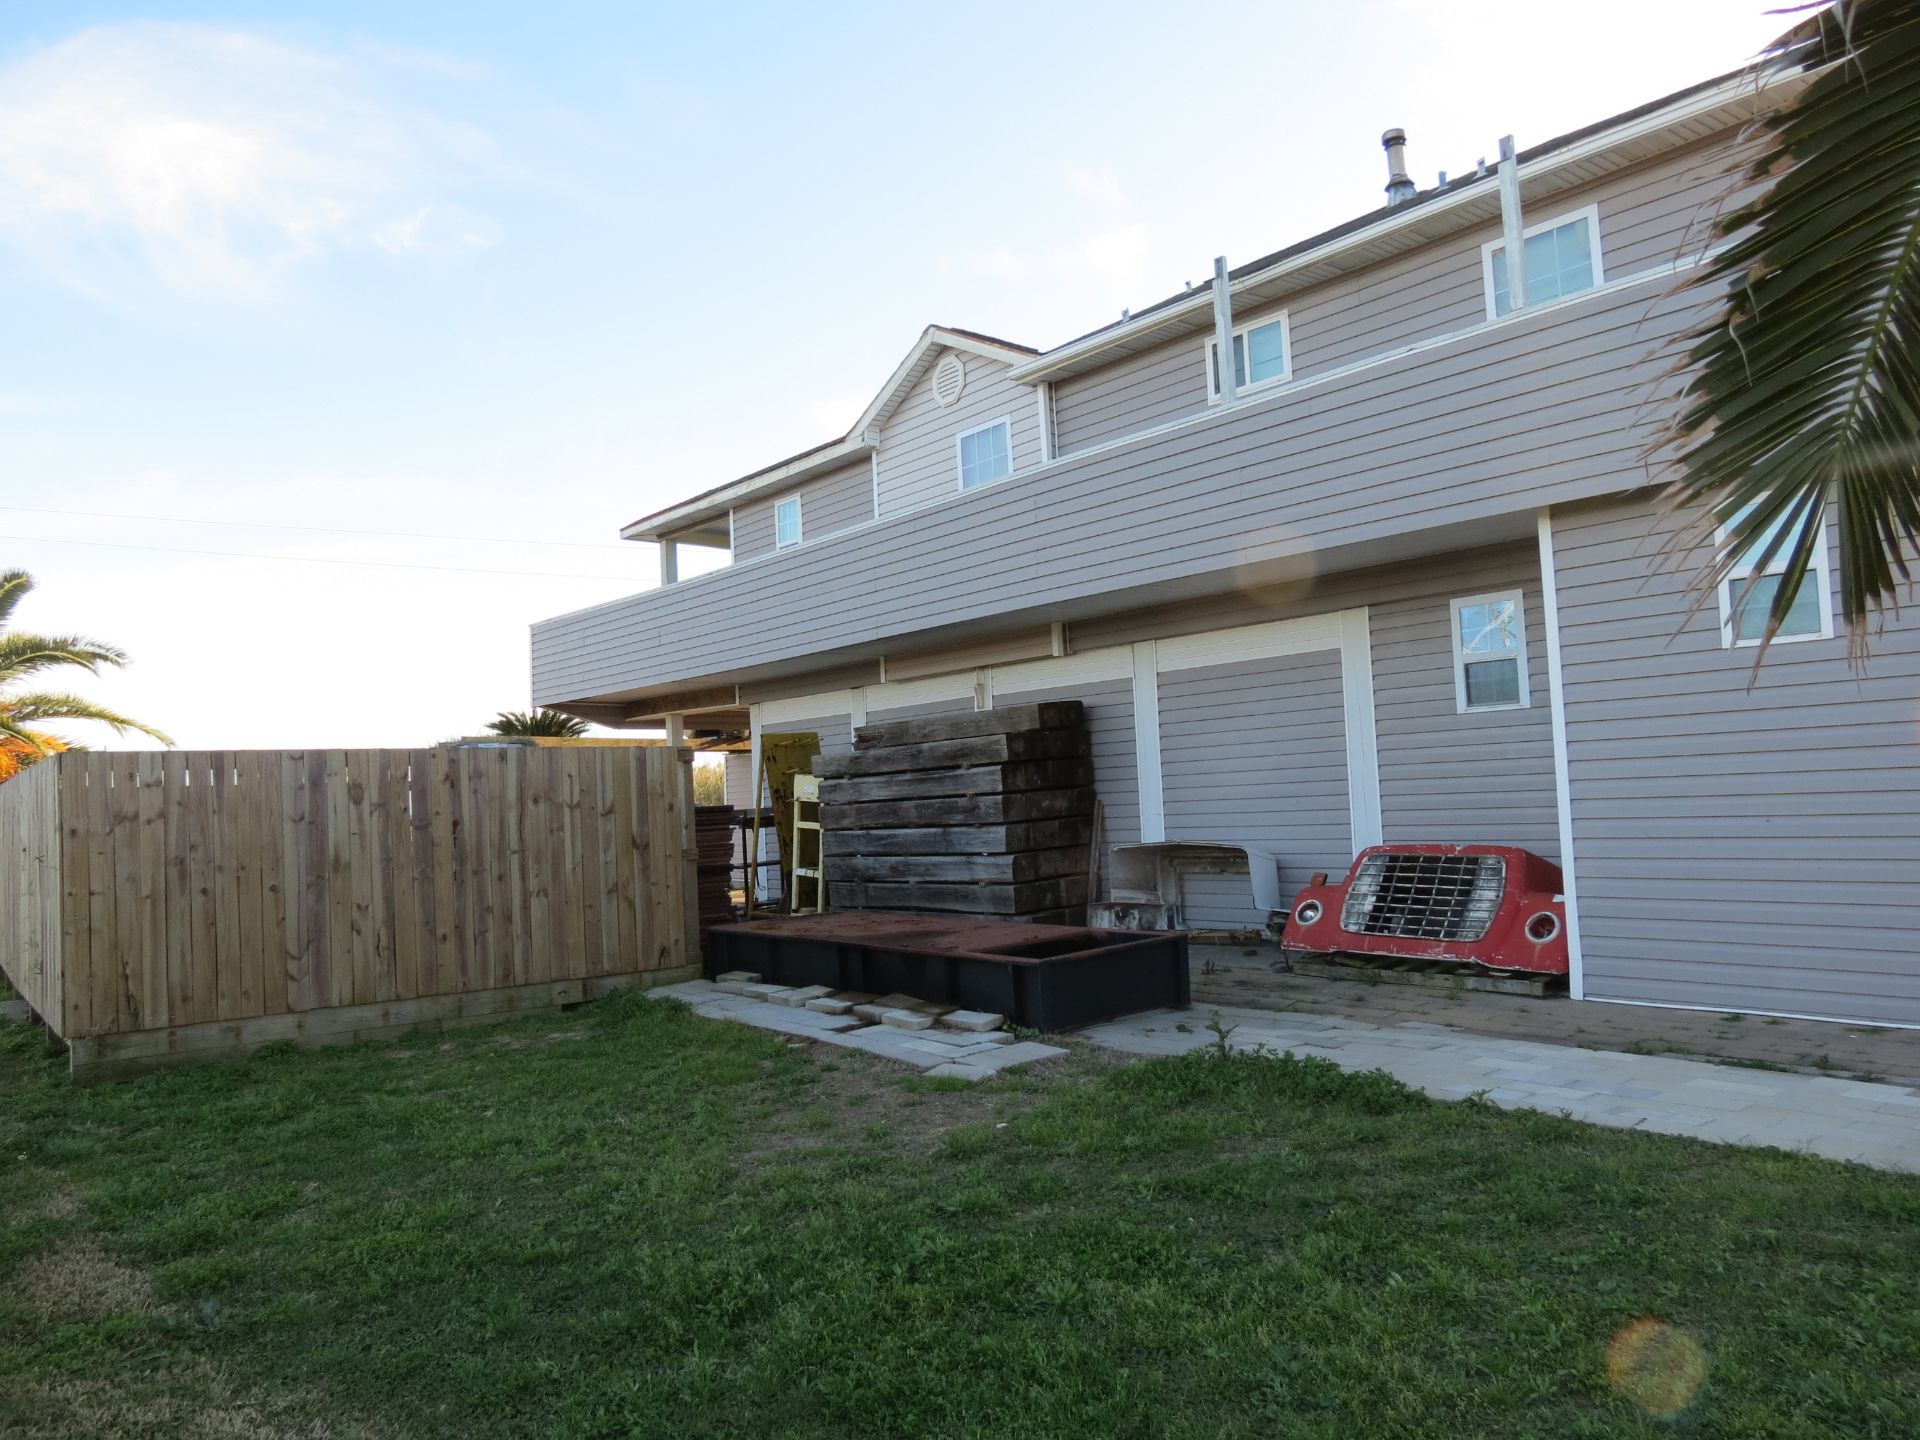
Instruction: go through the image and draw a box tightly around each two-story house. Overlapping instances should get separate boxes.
[531,67,1920,1030]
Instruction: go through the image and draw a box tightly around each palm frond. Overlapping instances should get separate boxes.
[486,709,591,738]
[0,631,131,681]
[0,711,50,753]
[1,692,175,746]
[0,570,34,630]
[1656,0,1920,659]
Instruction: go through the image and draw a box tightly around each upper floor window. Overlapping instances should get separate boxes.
[957,417,1013,490]
[775,495,803,548]
[1450,591,1530,712]
[1483,206,1603,319]
[1206,313,1290,400]
[1718,505,1833,647]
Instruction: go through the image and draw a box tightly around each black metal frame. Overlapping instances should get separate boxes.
[703,919,1189,1033]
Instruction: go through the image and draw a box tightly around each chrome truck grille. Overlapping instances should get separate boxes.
[1339,852,1506,942]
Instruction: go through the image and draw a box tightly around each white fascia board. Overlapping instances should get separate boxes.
[620,432,877,541]
[1007,70,1796,387]
[848,327,1042,438]
[625,328,1035,543]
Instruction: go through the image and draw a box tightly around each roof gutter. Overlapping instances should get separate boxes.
[1007,69,1785,386]
[621,428,880,541]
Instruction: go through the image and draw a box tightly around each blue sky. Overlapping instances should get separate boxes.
[1,2,1788,748]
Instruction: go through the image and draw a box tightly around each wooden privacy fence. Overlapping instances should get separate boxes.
[0,746,698,1074]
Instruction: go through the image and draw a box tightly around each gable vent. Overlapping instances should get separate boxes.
[931,353,966,407]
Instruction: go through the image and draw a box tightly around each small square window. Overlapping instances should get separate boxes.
[1485,209,1602,318]
[1717,504,1832,647]
[1207,314,1289,400]
[957,418,1013,490]
[774,496,802,548]
[1450,591,1530,712]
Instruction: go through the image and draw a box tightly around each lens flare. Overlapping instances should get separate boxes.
[1607,1318,1708,1418]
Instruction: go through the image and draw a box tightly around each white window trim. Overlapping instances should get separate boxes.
[773,494,803,549]
[954,415,1014,492]
[1716,507,1835,648]
[1204,310,1292,403]
[1479,203,1605,322]
[1450,590,1531,712]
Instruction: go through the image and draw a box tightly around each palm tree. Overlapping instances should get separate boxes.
[0,569,172,779]
[1659,0,1920,656]
[485,708,591,738]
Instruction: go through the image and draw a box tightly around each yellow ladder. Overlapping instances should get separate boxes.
[789,773,826,914]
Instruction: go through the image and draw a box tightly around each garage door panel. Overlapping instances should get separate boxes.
[1159,653,1352,929]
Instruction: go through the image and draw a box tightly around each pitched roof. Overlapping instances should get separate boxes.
[626,64,1791,540]
[621,326,1037,540]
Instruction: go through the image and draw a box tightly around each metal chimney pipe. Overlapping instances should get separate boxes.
[1381,128,1416,206]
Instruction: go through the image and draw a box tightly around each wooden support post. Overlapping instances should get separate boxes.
[659,538,680,586]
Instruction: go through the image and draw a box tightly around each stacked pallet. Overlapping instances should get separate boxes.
[816,702,1095,923]
[694,805,736,935]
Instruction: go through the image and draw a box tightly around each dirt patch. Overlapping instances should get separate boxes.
[13,1239,154,1321]
[13,1187,81,1222]
[486,1025,593,1052]
[7,1360,361,1440]
[738,1036,1124,1166]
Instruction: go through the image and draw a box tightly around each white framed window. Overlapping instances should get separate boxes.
[1450,591,1530,712]
[774,495,802,548]
[1481,205,1604,319]
[1205,312,1291,401]
[956,417,1013,491]
[1717,505,1834,648]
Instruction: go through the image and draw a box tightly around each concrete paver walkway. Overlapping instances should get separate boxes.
[649,977,1918,1172]
[1080,1004,1920,1173]
[649,979,1069,1079]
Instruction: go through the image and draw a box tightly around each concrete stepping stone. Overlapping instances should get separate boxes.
[880,1010,936,1031]
[853,993,951,1023]
[939,1010,1005,1033]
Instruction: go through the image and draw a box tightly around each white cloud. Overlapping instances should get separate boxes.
[0,22,497,302]
[1074,224,1150,287]
[374,204,502,256]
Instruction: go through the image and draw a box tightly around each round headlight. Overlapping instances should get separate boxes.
[1526,911,1561,943]
[1294,899,1323,926]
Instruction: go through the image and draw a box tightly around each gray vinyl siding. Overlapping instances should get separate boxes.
[993,677,1139,858]
[1074,542,1559,858]
[1050,339,1208,456]
[532,261,1708,705]
[1158,654,1352,929]
[764,713,853,759]
[1046,139,1743,462]
[530,130,1754,713]
[724,751,755,869]
[724,751,755,809]
[732,460,874,562]
[1553,493,1920,1025]
[1369,557,1558,858]
[873,349,1042,516]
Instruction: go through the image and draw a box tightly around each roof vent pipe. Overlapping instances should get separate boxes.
[1382,128,1416,206]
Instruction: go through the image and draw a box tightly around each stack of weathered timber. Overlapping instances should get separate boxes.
[694,804,736,934]
[816,702,1095,924]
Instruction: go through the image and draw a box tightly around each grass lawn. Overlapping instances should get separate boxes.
[1,994,1916,1439]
